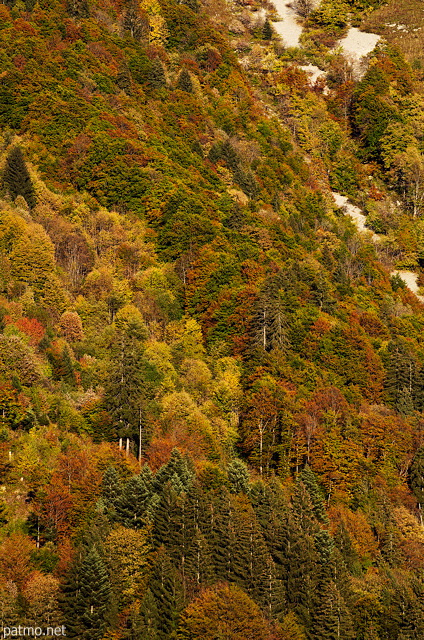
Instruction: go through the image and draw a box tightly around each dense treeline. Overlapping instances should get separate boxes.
[1,0,424,637]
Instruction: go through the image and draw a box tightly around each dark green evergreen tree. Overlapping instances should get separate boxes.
[154,449,194,494]
[117,65,133,94]
[148,547,185,640]
[176,69,193,93]
[185,530,214,588]
[101,466,122,520]
[61,346,76,386]
[3,146,36,209]
[383,340,417,413]
[298,464,329,525]
[138,589,159,640]
[262,18,273,40]
[312,580,355,640]
[227,459,250,494]
[148,59,167,90]
[210,489,236,582]
[334,522,360,575]
[104,332,161,455]
[115,474,155,528]
[62,547,111,640]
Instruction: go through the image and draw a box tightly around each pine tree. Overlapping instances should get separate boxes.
[185,530,214,588]
[383,340,417,413]
[117,65,133,94]
[148,547,185,640]
[116,474,154,528]
[334,522,359,575]
[227,459,250,494]
[280,513,318,631]
[298,465,329,525]
[3,146,36,209]
[62,547,111,640]
[60,346,76,386]
[262,18,273,40]
[209,489,236,582]
[104,332,161,454]
[176,69,193,93]
[154,449,194,494]
[101,466,122,521]
[138,588,159,639]
[148,59,167,90]
[312,580,355,640]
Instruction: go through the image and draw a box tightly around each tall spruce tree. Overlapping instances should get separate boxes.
[227,459,250,494]
[311,580,355,640]
[62,547,111,640]
[101,466,122,521]
[298,465,329,525]
[115,474,155,528]
[3,146,36,209]
[149,547,185,640]
[262,18,273,40]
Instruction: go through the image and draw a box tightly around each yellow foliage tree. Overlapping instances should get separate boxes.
[139,0,168,44]
[105,525,151,603]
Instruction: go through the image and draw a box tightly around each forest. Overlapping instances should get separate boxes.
[2,0,424,638]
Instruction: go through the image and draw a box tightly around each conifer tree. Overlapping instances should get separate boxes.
[227,459,250,494]
[148,59,167,90]
[154,449,194,493]
[209,489,235,582]
[101,466,122,521]
[62,548,111,640]
[66,0,89,18]
[149,547,185,639]
[312,580,355,640]
[298,465,329,525]
[262,19,273,40]
[334,522,359,574]
[185,530,214,587]
[138,588,159,639]
[176,69,193,93]
[3,146,36,209]
[116,474,154,528]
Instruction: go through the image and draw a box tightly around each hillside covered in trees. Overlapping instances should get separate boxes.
[3,0,424,638]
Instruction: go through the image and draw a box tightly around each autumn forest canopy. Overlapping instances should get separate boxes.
[3,0,424,637]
